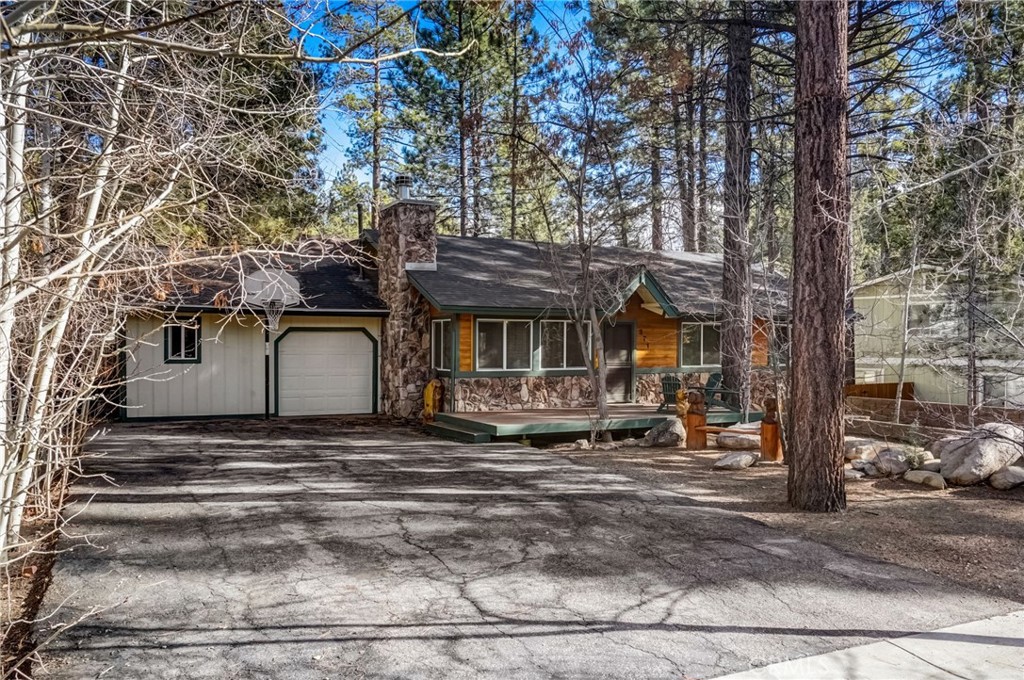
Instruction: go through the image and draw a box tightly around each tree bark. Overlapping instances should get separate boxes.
[721,0,753,416]
[788,0,849,513]
[696,38,710,252]
[651,137,664,250]
[457,6,468,237]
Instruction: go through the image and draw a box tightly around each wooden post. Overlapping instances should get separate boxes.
[685,390,707,450]
[760,396,783,462]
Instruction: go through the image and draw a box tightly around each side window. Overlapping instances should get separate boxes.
[680,322,721,367]
[431,319,451,371]
[165,318,201,363]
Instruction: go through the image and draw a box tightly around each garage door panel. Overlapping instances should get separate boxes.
[277,331,374,416]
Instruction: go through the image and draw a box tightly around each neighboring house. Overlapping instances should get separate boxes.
[123,192,788,421]
[853,265,1024,407]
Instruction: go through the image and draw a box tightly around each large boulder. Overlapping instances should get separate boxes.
[642,418,685,448]
[875,448,912,476]
[716,421,760,450]
[904,470,947,490]
[844,437,885,462]
[713,451,759,470]
[989,465,1024,490]
[935,423,1024,485]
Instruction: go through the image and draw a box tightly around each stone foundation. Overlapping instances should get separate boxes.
[634,369,781,409]
[450,376,595,411]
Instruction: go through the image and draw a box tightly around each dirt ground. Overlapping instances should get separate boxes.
[561,444,1024,604]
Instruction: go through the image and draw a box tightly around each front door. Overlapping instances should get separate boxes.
[602,323,634,403]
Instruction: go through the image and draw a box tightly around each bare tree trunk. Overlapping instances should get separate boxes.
[788,0,849,513]
[894,239,918,423]
[721,1,753,416]
[371,43,382,231]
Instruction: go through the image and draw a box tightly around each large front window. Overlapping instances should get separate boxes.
[680,322,720,366]
[477,320,532,370]
[431,319,451,371]
[540,320,590,369]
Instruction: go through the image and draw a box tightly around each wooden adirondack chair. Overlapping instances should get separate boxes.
[704,372,740,410]
[658,375,683,412]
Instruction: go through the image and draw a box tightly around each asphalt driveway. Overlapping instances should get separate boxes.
[38,419,1019,679]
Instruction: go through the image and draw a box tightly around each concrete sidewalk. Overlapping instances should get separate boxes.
[716,610,1024,679]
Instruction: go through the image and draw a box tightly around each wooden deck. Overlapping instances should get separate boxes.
[428,405,761,443]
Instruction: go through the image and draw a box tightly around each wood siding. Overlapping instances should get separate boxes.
[618,295,678,368]
[442,294,773,373]
[459,314,474,371]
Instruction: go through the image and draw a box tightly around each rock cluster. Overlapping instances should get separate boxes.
[847,423,1024,490]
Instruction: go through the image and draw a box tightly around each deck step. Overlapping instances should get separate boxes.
[425,421,492,444]
[434,412,497,434]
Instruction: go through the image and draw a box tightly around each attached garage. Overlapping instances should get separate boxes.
[121,256,387,421]
[276,328,377,416]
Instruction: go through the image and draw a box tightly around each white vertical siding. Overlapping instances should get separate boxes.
[125,313,381,419]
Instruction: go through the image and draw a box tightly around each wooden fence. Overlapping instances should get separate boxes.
[844,382,915,400]
[846,396,1024,430]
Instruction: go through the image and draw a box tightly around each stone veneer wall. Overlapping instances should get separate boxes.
[634,368,781,408]
[448,376,595,411]
[377,200,438,419]
[437,369,783,413]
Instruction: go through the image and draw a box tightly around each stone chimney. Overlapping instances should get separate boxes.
[377,176,438,419]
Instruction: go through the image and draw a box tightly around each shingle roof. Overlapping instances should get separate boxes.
[155,251,386,315]
[395,234,787,319]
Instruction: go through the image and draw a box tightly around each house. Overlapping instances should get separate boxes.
[123,190,788,422]
[853,265,1024,407]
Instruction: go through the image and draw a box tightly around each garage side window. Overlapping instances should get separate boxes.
[431,319,451,371]
[165,318,201,363]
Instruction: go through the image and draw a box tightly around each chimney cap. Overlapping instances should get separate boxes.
[394,174,414,187]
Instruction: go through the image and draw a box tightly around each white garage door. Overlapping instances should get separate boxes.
[277,330,374,416]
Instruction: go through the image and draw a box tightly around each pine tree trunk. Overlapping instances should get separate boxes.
[721,1,753,415]
[457,6,468,237]
[696,39,710,252]
[509,1,520,240]
[651,138,664,250]
[788,0,849,513]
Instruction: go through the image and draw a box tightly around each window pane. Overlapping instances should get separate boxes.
[507,321,532,369]
[680,324,701,365]
[541,322,564,369]
[432,322,443,369]
[170,325,183,359]
[441,321,450,370]
[566,323,587,367]
[184,326,198,359]
[477,321,504,369]
[702,325,721,365]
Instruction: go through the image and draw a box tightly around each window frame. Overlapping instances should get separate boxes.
[475,319,533,371]
[679,321,721,368]
[164,317,202,364]
[540,320,591,370]
[431,318,451,371]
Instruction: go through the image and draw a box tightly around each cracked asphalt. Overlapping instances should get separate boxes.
[38,420,1020,679]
